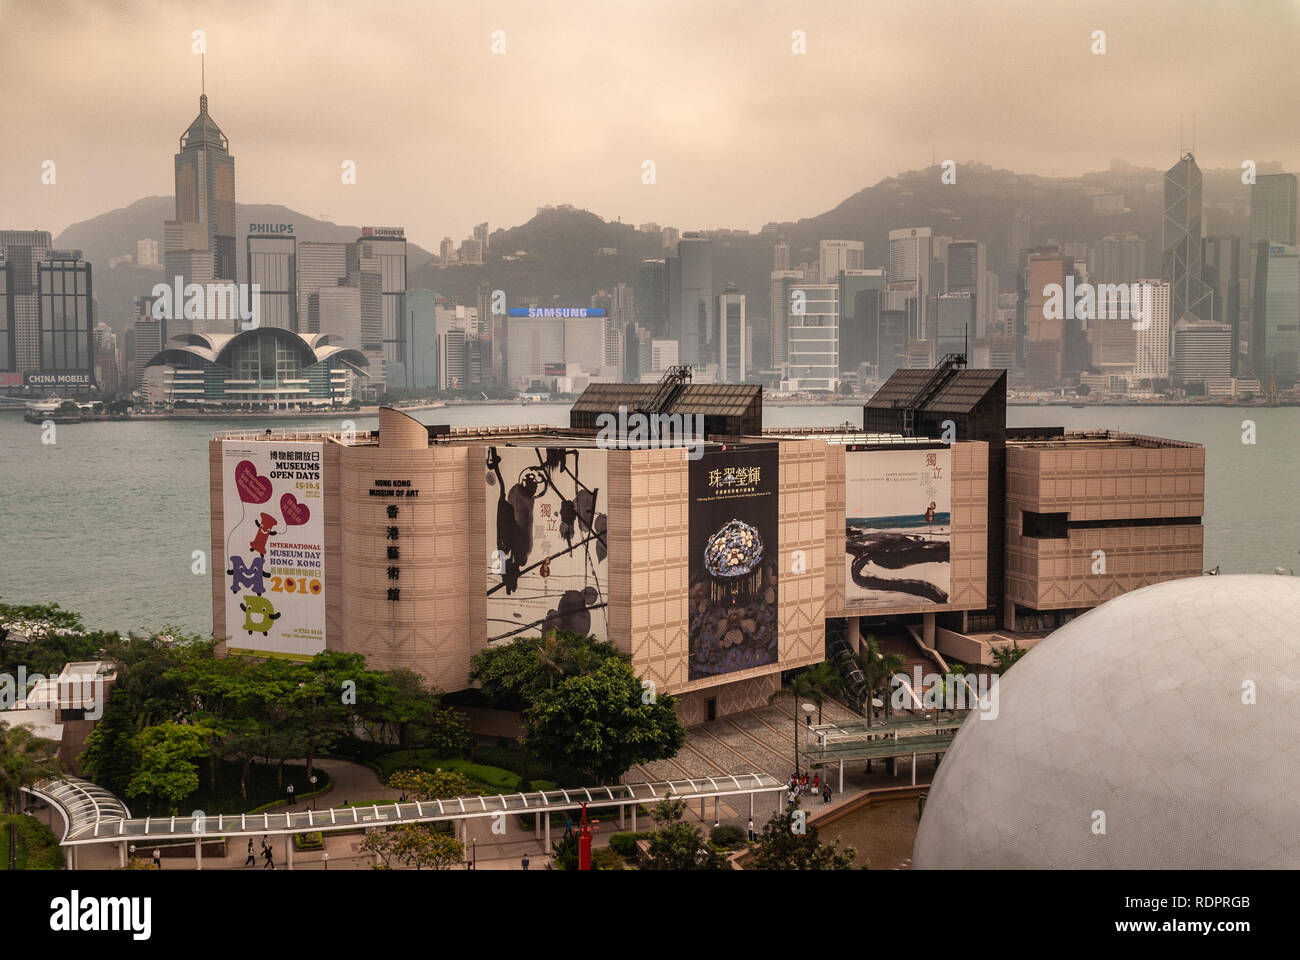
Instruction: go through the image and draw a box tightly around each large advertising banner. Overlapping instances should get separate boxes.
[221,440,327,657]
[688,445,779,680]
[485,446,609,644]
[844,447,951,608]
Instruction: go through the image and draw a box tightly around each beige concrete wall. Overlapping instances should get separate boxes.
[675,673,781,726]
[1005,442,1205,610]
[337,410,474,692]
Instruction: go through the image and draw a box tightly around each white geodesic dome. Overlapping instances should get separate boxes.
[913,574,1300,869]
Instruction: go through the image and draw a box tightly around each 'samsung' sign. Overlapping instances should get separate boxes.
[507,307,606,318]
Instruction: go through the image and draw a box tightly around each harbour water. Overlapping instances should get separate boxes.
[0,404,1294,635]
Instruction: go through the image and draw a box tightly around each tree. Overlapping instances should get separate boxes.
[0,719,64,815]
[990,640,1027,675]
[640,799,728,870]
[125,722,210,814]
[1074,383,1092,396]
[853,637,907,727]
[522,657,685,784]
[470,630,623,712]
[748,804,858,870]
[362,825,463,870]
[385,768,475,801]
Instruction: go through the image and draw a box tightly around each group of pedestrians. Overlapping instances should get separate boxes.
[787,772,833,805]
[243,836,276,869]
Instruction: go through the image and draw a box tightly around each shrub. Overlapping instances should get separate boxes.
[608,831,653,858]
[592,846,624,871]
[709,824,747,849]
[294,832,324,851]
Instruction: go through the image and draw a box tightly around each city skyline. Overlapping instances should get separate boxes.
[3,0,1300,247]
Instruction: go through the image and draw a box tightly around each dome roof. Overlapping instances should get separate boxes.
[913,574,1300,869]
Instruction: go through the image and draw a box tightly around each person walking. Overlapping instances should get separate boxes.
[747,817,756,843]
[823,782,832,804]
[244,838,257,867]
[263,843,275,870]
[151,847,161,869]
[521,853,530,871]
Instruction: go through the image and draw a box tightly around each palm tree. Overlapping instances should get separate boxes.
[800,661,845,725]
[0,719,64,816]
[990,640,1026,675]
[853,638,906,728]
[535,630,566,688]
[768,671,822,774]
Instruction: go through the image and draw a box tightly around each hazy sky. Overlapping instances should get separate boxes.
[4,0,1299,250]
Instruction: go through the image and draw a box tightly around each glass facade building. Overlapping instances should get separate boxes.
[1252,241,1299,388]
[38,253,94,380]
[786,282,839,391]
[246,236,296,331]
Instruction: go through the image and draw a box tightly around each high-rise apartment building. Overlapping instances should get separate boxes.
[459,238,483,265]
[773,241,790,272]
[473,222,490,251]
[661,227,680,252]
[1134,280,1171,382]
[352,232,407,389]
[1088,233,1146,285]
[1024,254,1069,388]
[935,291,975,359]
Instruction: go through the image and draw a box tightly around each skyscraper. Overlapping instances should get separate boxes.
[246,235,296,331]
[352,231,407,389]
[672,233,712,367]
[1024,253,1069,388]
[37,251,95,386]
[773,241,790,272]
[838,268,886,372]
[296,242,348,336]
[717,285,747,383]
[946,240,987,337]
[635,259,667,338]
[1201,236,1242,376]
[935,292,975,360]
[888,227,932,340]
[768,269,803,369]
[1251,241,1299,388]
[173,93,236,285]
[1162,153,1213,335]
[1250,173,1298,247]
[819,240,864,283]
[0,229,51,376]
[785,282,838,391]
[1134,280,1171,382]
[1172,318,1232,386]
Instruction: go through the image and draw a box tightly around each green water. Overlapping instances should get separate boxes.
[0,404,1294,635]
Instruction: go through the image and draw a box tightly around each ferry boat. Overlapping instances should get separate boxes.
[24,396,82,424]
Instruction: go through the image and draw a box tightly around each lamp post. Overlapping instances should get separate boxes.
[309,774,318,811]
[287,784,295,806]
[322,852,329,872]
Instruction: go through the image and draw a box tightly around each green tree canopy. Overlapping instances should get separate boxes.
[748,804,858,870]
[521,656,685,784]
[0,719,64,815]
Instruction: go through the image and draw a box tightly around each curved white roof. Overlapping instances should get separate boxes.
[913,574,1300,869]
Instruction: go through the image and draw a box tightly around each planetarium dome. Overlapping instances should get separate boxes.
[913,574,1300,869]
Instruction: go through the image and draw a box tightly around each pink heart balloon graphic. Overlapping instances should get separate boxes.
[280,493,311,526]
[234,460,272,504]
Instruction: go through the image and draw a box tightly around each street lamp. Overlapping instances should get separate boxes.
[322,852,329,872]
[287,784,295,806]
[802,702,816,750]
[309,775,318,811]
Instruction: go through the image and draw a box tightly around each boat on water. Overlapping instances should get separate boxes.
[24,395,82,424]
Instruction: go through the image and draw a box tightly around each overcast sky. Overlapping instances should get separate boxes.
[4,0,1298,250]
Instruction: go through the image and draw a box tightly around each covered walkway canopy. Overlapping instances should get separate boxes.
[25,773,786,868]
